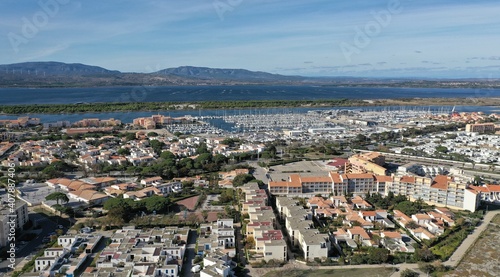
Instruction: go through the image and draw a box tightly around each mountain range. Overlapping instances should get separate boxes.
[0,61,499,88]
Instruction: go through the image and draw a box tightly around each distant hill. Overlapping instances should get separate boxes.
[157,66,303,82]
[1,61,500,88]
[0,61,120,76]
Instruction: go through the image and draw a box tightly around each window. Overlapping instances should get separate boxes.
[265,252,273,256]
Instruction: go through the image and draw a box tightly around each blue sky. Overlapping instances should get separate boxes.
[1,0,500,78]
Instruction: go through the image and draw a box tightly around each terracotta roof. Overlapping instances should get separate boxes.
[300,176,333,183]
[268,181,288,188]
[288,174,302,187]
[469,185,489,193]
[329,172,343,183]
[382,231,402,239]
[90,177,117,183]
[142,176,163,183]
[360,211,377,217]
[327,158,348,167]
[348,226,370,240]
[400,176,416,183]
[70,189,108,201]
[413,213,431,220]
[362,152,383,160]
[375,175,393,182]
[345,173,374,179]
[431,175,453,190]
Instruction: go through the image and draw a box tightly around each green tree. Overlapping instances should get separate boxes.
[395,201,420,216]
[400,269,419,277]
[117,148,130,156]
[125,132,136,141]
[149,140,165,155]
[143,196,170,213]
[45,192,69,205]
[196,143,210,154]
[414,248,435,262]
[160,151,176,160]
[435,145,448,153]
[367,247,389,264]
[232,174,255,187]
[42,166,65,179]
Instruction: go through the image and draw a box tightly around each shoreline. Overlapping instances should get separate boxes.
[0,97,499,115]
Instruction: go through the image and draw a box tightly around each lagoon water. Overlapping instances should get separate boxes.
[1,85,500,105]
[0,85,498,124]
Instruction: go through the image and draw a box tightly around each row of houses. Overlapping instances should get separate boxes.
[275,197,332,261]
[46,177,113,205]
[307,195,454,255]
[239,182,288,263]
[31,234,102,277]
[0,116,40,128]
[1,139,65,167]
[305,196,415,253]
[197,219,236,277]
[82,226,189,277]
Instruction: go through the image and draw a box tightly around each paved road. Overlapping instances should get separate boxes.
[0,211,64,275]
[181,230,199,277]
[248,162,270,183]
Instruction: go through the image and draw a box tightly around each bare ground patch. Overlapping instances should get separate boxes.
[445,224,500,277]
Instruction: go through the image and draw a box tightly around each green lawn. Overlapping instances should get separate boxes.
[263,267,395,277]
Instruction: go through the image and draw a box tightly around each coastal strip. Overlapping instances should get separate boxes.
[0,97,499,115]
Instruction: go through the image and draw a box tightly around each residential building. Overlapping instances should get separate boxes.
[276,197,331,261]
[465,123,496,133]
[0,201,29,247]
[386,175,480,212]
[469,184,500,204]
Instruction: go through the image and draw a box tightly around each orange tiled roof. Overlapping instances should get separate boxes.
[400,176,416,183]
[345,173,374,179]
[268,181,288,188]
[329,172,343,183]
[382,231,402,239]
[288,174,302,187]
[413,213,431,220]
[375,175,393,182]
[300,176,333,183]
[431,175,453,190]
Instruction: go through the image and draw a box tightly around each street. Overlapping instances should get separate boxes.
[0,211,65,275]
[181,230,199,277]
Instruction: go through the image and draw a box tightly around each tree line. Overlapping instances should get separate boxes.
[0,99,366,114]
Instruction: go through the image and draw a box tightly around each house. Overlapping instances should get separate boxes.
[68,189,109,205]
[350,195,373,209]
[393,210,412,228]
[347,226,373,247]
[410,227,435,241]
[140,176,163,186]
[412,214,432,226]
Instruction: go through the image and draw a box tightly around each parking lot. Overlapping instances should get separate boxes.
[268,160,332,181]
[201,194,225,211]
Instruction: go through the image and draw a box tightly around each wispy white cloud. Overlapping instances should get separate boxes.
[1,0,500,78]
